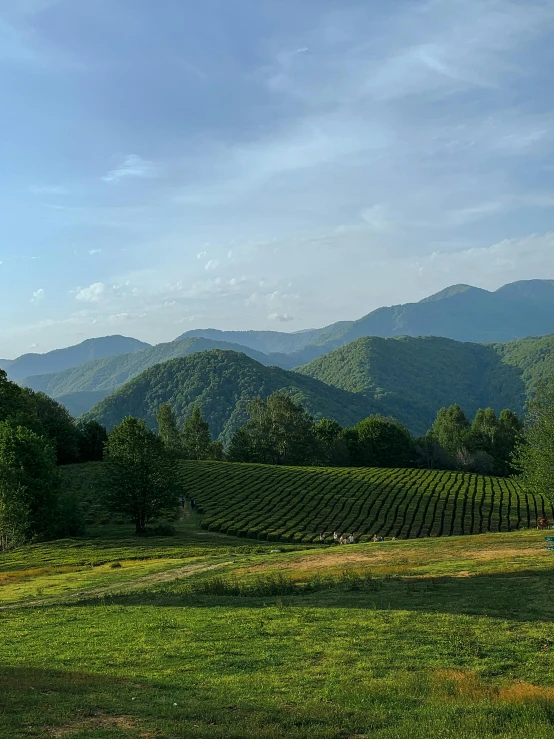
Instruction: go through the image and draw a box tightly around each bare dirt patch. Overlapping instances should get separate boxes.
[48,713,158,737]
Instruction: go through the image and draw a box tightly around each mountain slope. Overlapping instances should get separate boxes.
[296,334,554,434]
[177,279,554,359]
[6,335,151,382]
[23,338,300,416]
[85,350,378,442]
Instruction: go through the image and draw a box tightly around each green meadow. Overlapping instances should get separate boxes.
[2,504,554,738]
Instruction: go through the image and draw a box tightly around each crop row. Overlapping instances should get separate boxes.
[178,461,554,543]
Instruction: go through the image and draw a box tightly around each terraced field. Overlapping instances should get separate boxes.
[181,461,554,543]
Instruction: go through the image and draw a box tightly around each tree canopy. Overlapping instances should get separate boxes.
[103,417,179,534]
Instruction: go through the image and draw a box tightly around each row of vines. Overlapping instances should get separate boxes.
[179,461,554,544]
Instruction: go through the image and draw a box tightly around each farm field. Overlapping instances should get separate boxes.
[180,461,554,543]
[2,522,554,738]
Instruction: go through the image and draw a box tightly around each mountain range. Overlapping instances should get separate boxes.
[85,334,554,439]
[4,279,554,431]
[3,335,150,382]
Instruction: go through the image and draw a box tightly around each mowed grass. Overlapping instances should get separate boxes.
[179,461,554,543]
[2,523,554,738]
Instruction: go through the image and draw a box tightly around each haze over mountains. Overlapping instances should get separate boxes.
[5,279,554,425]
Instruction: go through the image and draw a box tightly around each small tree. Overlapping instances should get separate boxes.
[0,421,60,550]
[181,406,212,460]
[513,382,554,504]
[157,403,182,455]
[23,390,81,465]
[103,417,178,534]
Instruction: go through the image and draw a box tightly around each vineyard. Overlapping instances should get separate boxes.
[181,461,554,543]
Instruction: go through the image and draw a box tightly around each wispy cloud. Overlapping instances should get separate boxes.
[30,288,44,303]
[75,282,106,302]
[102,154,158,183]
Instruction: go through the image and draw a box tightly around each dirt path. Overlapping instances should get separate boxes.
[0,559,234,612]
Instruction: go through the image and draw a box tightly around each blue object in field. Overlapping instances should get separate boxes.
[546,546,554,551]
[545,536,554,542]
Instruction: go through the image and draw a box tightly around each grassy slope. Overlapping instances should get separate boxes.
[2,521,554,738]
[296,334,554,434]
[84,350,377,440]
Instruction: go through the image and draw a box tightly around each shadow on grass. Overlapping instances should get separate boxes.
[60,567,554,623]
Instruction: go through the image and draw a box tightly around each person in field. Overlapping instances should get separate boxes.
[372,535,379,543]
[319,532,326,543]
[180,495,186,508]
[348,534,355,544]
[333,531,339,542]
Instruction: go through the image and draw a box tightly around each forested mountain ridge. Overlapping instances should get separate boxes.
[295,334,554,433]
[22,337,290,415]
[84,350,379,443]
[177,279,554,359]
[5,335,151,382]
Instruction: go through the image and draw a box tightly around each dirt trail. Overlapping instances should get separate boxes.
[0,559,233,612]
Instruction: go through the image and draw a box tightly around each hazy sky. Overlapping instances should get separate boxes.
[1,0,554,357]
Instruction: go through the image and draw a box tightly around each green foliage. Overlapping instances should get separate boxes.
[76,419,107,462]
[181,406,212,460]
[295,334,553,435]
[85,350,377,443]
[0,421,61,549]
[314,418,350,466]
[513,381,554,505]
[103,417,179,534]
[24,390,81,464]
[183,460,550,543]
[350,416,414,468]
[156,403,181,454]
[431,404,470,459]
[227,393,319,466]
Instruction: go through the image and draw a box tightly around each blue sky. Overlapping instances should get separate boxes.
[1,0,554,357]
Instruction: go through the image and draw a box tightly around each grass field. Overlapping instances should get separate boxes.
[2,512,554,738]
[179,461,554,542]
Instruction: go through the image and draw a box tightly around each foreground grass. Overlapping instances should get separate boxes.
[1,528,554,737]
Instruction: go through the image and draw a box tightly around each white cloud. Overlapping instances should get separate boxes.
[88,249,102,255]
[197,251,207,259]
[205,259,219,271]
[30,288,44,303]
[268,312,295,322]
[75,282,107,302]
[102,154,157,183]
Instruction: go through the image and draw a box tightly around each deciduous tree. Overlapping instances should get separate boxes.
[103,417,178,534]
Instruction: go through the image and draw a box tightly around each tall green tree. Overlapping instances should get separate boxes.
[77,419,108,462]
[181,406,212,460]
[513,382,554,503]
[156,403,182,455]
[231,393,318,466]
[314,418,350,466]
[349,416,413,468]
[0,421,61,550]
[431,404,471,459]
[103,417,178,534]
[23,389,80,465]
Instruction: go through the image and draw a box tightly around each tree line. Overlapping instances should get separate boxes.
[154,392,523,477]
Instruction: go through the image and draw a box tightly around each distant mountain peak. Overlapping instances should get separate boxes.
[418,284,488,303]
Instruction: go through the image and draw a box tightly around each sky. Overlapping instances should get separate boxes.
[1,0,554,358]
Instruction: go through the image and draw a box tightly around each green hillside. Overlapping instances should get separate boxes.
[23,337,288,415]
[85,350,378,441]
[183,461,551,542]
[296,334,554,434]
